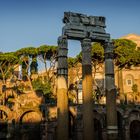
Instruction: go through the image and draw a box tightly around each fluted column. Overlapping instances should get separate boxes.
[57,36,69,140]
[81,38,94,140]
[104,42,118,140]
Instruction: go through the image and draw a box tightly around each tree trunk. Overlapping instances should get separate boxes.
[27,75,35,93]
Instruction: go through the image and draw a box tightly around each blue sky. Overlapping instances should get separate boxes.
[0,0,140,56]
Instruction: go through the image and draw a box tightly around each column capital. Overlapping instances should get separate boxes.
[104,41,114,59]
[57,35,68,77]
[58,35,68,48]
[81,38,92,53]
[81,38,92,65]
[81,38,91,45]
[104,41,114,52]
[57,35,68,58]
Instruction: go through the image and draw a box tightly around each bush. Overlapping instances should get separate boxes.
[32,78,55,103]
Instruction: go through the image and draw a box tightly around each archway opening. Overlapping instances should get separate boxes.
[19,111,42,140]
[117,111,123,139]
[67,40,81,104]
[94,118,103,140]
[68,40,81,57]
[130,120,140,140]
[0,110,8,139]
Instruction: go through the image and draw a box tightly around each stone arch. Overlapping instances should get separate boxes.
[0,105,12,120]
[130,120,140,140]
[19,110,42,124]
[125,74,134,79]
[129,110,140,123]
[18,110,42,140]
[123,109,140,139]
[125,108,140,117]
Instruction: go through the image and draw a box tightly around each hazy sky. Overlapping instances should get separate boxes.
[0,0,140,56]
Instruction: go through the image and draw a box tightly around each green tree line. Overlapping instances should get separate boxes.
[0,39,140,103]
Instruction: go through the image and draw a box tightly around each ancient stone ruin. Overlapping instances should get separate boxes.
[1,12,140,140]
[57,12,117,140]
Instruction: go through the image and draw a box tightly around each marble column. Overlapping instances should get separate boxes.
[81,38,94,140]
[104,42,118,140]
[57,36,69,140]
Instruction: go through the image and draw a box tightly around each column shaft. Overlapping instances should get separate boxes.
[104,42,118,140]
[57,36,69,140]
[81,38,94,140]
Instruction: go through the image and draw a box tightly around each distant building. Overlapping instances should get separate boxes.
[68,34,140,104]
[121,33,140,49]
